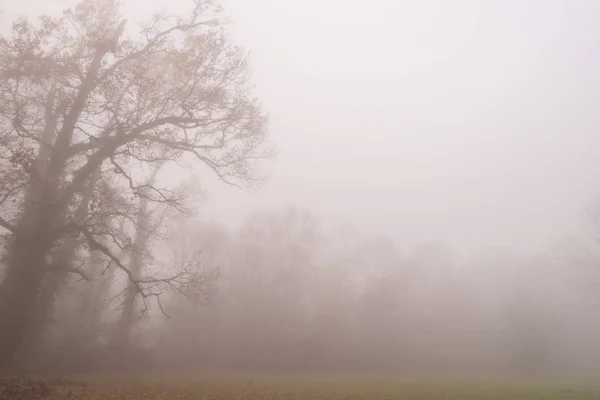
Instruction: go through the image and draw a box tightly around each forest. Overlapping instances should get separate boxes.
[2,1,600,399]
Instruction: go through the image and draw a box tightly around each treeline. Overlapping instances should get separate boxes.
[5,203,600,374]
[151,208,600,376]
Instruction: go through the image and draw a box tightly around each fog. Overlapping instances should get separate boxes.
[2,0,600,378]
[209,0,600,256]
[143,211,600,376]
[6,0,600,254]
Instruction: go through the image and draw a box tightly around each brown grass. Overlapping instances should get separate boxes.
[2,373,600,399]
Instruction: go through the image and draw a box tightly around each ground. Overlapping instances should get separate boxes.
[1,373,600,399]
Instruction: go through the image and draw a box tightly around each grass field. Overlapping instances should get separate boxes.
[2,373,600,399]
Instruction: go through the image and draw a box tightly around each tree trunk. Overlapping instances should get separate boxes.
[0,89,62,368]
[0,47,113,368]
[114,198,149,346]
[24,171,99,351]
[21,239,79,354]
[80,249,114,332]
[114,165,162,348]
[0,177,59,368]
[0,148,66,369]
[0,231,54,368]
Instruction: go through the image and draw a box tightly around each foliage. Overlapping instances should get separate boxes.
[0,0,270,369]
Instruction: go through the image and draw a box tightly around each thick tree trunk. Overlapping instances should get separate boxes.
[0,47,111,368]
[24,171,99,350]
[0,90,61,368]
[0,187,77,368]
[21,239,78,354]
[0,120,67,368]
[0,233,53,368]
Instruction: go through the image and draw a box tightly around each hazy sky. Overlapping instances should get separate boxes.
[3,0,600,255]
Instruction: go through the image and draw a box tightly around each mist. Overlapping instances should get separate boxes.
[1,0,600,382]
[206,0,600,256]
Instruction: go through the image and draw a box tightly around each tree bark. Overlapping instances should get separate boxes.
[0,214,57,368]
[24,170,99,352]
[0,87,63,367]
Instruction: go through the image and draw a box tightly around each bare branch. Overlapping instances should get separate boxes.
[47,262,91,282]
[78,226,135,282]
[0,216,17,233]
[0,181,28,207]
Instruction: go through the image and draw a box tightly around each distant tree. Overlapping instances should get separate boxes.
[0,0,270,367]
[153,219,226,368]
[114,162,164,349]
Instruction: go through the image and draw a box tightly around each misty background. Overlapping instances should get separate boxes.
[2,0,600,378]
[4,0,600,255]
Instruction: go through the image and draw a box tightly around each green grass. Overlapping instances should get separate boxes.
[2,373,600,399]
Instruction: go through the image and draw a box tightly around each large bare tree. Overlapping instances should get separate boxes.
[0,0,270,367]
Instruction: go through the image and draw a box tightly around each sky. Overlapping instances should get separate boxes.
[2,0,600,256]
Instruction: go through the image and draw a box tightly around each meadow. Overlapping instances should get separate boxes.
[2,373,600,400]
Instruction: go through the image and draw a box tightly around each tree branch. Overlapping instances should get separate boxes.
[46,262,91,282]
[0,216,17,233]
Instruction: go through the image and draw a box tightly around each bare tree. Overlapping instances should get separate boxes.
[0,0,270,367]
[114,164,163,348]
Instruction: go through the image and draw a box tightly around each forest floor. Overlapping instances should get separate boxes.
[2,373,600,399]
